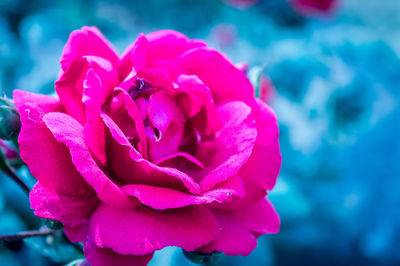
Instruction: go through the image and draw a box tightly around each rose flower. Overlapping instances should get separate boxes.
[14,27,281,266]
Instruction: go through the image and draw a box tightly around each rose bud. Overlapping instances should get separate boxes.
[14,27,281,266]
[0,97,21,140]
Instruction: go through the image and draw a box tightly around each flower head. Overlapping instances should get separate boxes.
[14,27,281,266]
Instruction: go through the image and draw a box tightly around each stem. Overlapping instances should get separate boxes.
[0,228,54,242]
[1,163,30,195]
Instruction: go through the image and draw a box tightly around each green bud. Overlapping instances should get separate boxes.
[182,250,221,264]
[0,97,21,140]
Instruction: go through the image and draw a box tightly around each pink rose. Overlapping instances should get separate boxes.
[290,0,337,16]
[14,27,281,266]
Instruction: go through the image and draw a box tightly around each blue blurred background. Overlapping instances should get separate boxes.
[1,0,400,265]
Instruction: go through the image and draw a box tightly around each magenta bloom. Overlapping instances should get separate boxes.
[290,0,337,16]
[14,27,281,266]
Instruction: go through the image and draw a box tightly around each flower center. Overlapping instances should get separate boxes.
[128,78,152,100]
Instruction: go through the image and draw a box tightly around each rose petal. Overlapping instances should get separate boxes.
[214,198,280,235]
[84,236,153,266]
[13,90,90,195]
[90,203,219,255]
[197,214,257,256]
[42,112,136,208]
[30,182,99,242]
[56,56,118,124]
[147,91,185,161]
[112,88,148,158]
[137,68,175,92]
[146,30,206,64]
[176,47,256,107]
[154,151,205,170]
[176,74,221,134]
[119,34,149,80]
[239,100,281,191]
[151,59,185,81]
[199,101,257,192]
[83,67,118,165]
[60,26,119,72]
[148,91,182,133]
[215,178,267,210]
[198,198,279,256]
[122,174,244,210]
[102,113,201,194]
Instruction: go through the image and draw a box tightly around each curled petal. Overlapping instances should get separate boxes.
[148,91,182,133]
[83,67,118,165]
[102,113,201,194]
[42,112,136,208]
[137,68,175,92]
[176,74,221,133]
[122,175,245,210]
[199,101,257,192]
[56,56,118,124]
[112,88,148,158]
[154,151,205,170]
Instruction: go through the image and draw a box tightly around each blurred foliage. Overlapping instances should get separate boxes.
[0,0,400,265]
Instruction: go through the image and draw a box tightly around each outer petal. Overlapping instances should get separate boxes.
[197,214,257,256]
[89,203,219,255]
[198,198,279,256]
[239,100,281,191]
[30,182,99,242]
[57,26,119,123]
[122,174,245,210]
[84,236,153,266]
[216,178,267,210]
[42,112,136,208]
[176,47,256,107]
[198,101,257,192]
[60,26,119,72]
[14,90,90,195]
[146,30,206,64]
[214,198,280,235]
